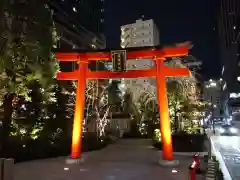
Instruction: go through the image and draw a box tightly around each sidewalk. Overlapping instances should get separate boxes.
[14,139,200,180]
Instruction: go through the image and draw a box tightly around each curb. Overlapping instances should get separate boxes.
[209,137,232,180]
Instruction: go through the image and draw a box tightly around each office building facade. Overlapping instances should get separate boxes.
[120,19,160,101]
[49,0,106,72]
[203,80,222,119]
[217,0,240,116]
[218,0,240,94]
[49,0,105,50]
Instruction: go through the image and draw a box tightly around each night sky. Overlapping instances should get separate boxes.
[104,0,221,80]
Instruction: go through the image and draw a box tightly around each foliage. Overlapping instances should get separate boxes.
[84,78,123,137]
[0,1,60,154]
[0,1,58,103]
[137,58,202,133]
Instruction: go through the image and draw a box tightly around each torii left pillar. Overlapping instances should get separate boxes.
[71,57,88,159]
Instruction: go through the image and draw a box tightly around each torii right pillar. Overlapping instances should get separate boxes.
[155,57,191,162]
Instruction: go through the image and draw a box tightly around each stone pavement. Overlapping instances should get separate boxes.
[14,139,200,180]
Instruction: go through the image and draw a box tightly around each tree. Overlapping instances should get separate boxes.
[0,1,58,150]
[122,90,143,134]
[107,80,122,112]
[138,58,199,133]
[84,78,122,137]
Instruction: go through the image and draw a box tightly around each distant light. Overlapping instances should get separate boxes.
[64,167,69,171]
[119,84,126,89]
[91,44,96,49]
[209,79,213,82]
[172,169,178,173]
[220,78,223,81]
[73,7,77,12]
[230,93,240,98]
[213,104,217,108]
[237,76,240,81]
[233,26,236,30]
[210,82,217,87]
[21,104,26,110]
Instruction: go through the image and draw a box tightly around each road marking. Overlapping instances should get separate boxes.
[210,137,232,180]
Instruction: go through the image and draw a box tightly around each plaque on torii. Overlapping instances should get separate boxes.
[56,45,191,162]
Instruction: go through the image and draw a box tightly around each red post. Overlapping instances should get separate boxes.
[155,58,173,161]
[189,153,200,180]
[70,58,88,159]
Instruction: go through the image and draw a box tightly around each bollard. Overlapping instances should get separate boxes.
[189,153,200,180]
[3,159,14,180]
[0,159,4,180]
[0,159,14,180]
[193,153,200,167]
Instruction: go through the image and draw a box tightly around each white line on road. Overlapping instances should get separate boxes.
[210,137,232,180]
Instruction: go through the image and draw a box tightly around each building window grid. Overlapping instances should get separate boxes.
[229,0,233,46]
[222,0,229,49]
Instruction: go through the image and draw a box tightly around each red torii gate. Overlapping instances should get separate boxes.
[56,46,191,162]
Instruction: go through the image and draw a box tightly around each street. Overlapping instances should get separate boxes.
[211,121,240,180]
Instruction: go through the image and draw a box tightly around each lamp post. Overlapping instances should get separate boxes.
[211,96,215,134]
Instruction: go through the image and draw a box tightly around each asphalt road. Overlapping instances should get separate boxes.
[211,121,240,180]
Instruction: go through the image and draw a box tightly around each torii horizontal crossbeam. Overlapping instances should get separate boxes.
[56,67,191,80]
[56,47,188,61]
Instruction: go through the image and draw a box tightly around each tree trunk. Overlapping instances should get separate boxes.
[173,106,179,132]
[1,93,15,154]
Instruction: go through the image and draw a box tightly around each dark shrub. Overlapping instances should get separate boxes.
[153,133,206,152]
[1,132,113,162]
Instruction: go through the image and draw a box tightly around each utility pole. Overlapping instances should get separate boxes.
[211,96,215,134]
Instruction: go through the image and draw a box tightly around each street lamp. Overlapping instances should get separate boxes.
[211,96,216,134]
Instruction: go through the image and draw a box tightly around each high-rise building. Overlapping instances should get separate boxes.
[120,19,159,48]
[49,0,106,72]
[120,19,160,101]
[203,79,223,119]
[217,0,240,115]
[218,0,240,93]
[49,0,105,49]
